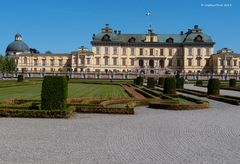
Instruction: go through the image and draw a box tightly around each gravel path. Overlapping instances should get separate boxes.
[1,97,240,163]
[184,84,240,97]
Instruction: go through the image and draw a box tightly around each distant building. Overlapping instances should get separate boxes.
[91,24,215,74]
[212,48,240,74]
[5,25,240,75]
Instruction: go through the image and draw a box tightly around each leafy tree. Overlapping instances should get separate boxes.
[0,56,17,76]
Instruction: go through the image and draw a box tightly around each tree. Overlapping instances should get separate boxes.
[0,56,17,76]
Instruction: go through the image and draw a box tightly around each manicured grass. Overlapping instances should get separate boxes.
[0,82,129,100]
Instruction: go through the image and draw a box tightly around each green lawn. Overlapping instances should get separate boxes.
[0,82,129,100]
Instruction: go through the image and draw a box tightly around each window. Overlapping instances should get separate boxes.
[96,58,100,65]
[160,49,164,56]
[169,49,172,56]
[24,57,27,64]
[113,58,117,65]
[197,48,201,56]
[189,48,192,56]
[42,59,46,66]
[50,59,54,66]
[234,60,237,66]
[140,48,143,56]
[177,49,181,55]
[205,59,210,66]
[168,59,172,66]
[220,60,223,66]
[166,38,174,43]
[177,60,181,67]
[150,37,153,42]
[34,59,38,66]
[139,59,144,67]
[105,47,109,55]
[131,48,134,56]
[104,57,109,65]
[122,58,126,66]
[87,58,90,65]
[227,59,231,66]
[113,47,117,55]
[131,59,134,66]
[150,49,153,56]
[96,47,100,54]
[197,59,201,66]
[81,58,84,65]
[59,59,63,66]
[206,48,210,56]
[188,59,192,66]
[122,48,126,55]
[194,35,203,42]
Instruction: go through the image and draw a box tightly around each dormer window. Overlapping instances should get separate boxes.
[101,34,111,41]
[128,37,136,43]
[194,35,203,42]
[166,38,174,43]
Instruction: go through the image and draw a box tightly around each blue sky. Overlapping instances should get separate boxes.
[0,0,239,54]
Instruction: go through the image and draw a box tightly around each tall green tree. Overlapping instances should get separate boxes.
[0,56,17,76]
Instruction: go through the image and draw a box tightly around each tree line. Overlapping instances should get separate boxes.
[0,56,16,76]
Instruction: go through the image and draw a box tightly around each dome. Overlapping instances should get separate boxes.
[6,34,30,55]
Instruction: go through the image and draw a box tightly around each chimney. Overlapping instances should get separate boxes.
[180,31,184,35]
[118,30,121,35]
[194,25,198,29]
[114,30,117,34]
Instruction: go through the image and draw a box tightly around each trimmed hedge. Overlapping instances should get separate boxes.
[196,80,203,87]
[17,75,24,82]
[136,77,144,85]
[229,79,236,87]
[163,77,176,94]
[207,78,220,96]
[41,76,68,110]
[176,78,184,89]
[158,77,165,86]
[147,77,155,88]
[0,107,75,118]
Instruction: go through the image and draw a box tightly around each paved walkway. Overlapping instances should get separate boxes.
[184,84,240,97]
[1,95,240,164]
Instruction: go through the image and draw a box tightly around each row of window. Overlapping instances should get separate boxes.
[95,58,135,66]
[187,59,210,67]
[96,47,211,56]
[220,59,239,67]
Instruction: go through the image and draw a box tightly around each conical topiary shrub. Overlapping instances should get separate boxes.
[163,77,176,94]
[207,78,220,95]
[147,77,155,88]
[158,77,165,86]
[176,78,184,89]
[229,79,236,87]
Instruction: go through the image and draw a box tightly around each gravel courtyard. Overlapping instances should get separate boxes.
[1,86,240,163]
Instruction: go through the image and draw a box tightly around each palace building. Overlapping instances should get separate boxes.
[5,25,240,75]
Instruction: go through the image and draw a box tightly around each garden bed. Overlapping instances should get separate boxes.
[208,95,240,105]
[149,94,208,110]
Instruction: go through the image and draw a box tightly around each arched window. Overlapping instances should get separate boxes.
[128,37,136,43]
[149,60,154,67]
[139,59,144,67]
[166,37,174,43]
[24,57,27,64]
[101,34,111,41]
[194,35,203,42]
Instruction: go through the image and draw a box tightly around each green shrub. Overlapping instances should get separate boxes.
[66,75,70,81]
[229,79,236,87]
[17,75,24,82]
[207,78,220,95]
[176,78,184,89]
[147,77,155,88]
[41,76,68,110]
[158,77,165,86]
[196,80,203,86]
[163,77,176,94]
[136,77,144,85]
